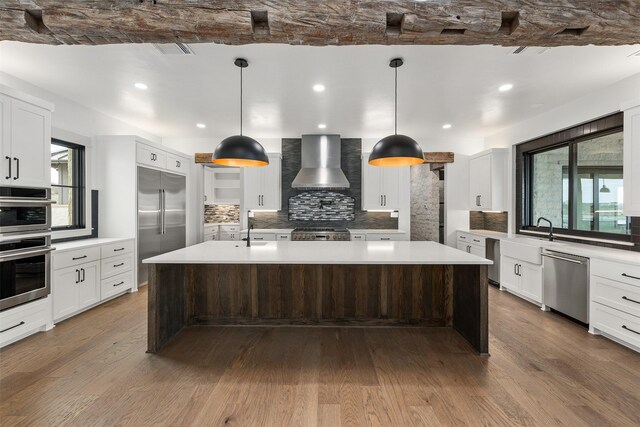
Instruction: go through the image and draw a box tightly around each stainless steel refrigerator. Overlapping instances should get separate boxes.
[137,167,186,286]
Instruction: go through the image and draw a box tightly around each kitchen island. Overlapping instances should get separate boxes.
[144,241,491,354]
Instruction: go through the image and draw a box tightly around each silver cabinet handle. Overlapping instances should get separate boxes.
[162,189,166,235]
[622,273,640,280]
[1,321,25,333]
[541,253,584,264]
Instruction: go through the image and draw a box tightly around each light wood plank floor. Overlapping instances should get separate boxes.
[1,285,639,426]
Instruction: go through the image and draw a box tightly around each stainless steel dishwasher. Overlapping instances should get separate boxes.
[542,250,590,323]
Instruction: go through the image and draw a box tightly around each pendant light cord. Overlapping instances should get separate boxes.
[240,65,243,136]
[394,64,398,135]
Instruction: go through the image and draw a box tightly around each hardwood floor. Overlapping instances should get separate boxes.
[1,285,639,426]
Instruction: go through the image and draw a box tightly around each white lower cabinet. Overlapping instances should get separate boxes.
[590,258,640,352]
[52,239,134,323]
[456,232,486,257]
[500,255,542,304]
[0,296,53,348]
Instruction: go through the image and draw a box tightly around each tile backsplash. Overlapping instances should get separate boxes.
[289,191,355,221]
[470,211,508,233]
[205,204,240,223]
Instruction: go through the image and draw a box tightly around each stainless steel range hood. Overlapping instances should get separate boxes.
[291,135,350,189]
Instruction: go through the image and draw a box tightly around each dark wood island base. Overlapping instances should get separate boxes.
[148,263,488,354]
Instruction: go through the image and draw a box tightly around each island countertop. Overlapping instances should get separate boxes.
[143,240,492,265]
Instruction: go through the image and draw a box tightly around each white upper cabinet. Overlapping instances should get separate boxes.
[137,142,167,170]
[623,103,640,216]
[203,167,215,205]
[243,154,281,210]
[0,90,53,189]
[468,149,508,211]
[361,156,400,210]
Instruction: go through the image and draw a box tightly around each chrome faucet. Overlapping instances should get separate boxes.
[536,217,554,241]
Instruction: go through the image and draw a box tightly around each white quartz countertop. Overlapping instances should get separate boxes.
[205,223,239,227]
[143,240,492,265]
[458,229,640,266]
[53,237,133,253]
[348,229,406,234]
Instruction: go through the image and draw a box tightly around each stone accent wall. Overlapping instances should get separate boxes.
[470,211,508,233]
[410,163,439,241]
[251,138,398,229]
[204,204,240,223]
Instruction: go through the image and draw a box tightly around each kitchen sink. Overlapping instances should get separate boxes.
[501,238,543,264]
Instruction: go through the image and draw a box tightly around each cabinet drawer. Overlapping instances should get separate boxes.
[592,275,640,318]
[251,233,276,241]
[351,233,366,241]
[101,253,134,279]
[276,233,290,241]
[591,302,640,349]
[0,296,50,347]
[53,246,101,270]
[457,232,485,247]
[137,143,166,169]
[366,233,401,241]
[101,240,134,258]
[219,225,239,232]
[166,153,187,174]
[101,271,133,300]
[592,259,640,288]
[457,232,470,243]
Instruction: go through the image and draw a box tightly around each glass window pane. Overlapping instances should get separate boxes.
[576,131,629,234]
[51,143,74,187]
[51,186,74,228]
[532,146,569,229]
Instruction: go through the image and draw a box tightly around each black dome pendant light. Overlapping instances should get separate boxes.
[212,58,269,167]
[369,58,425,167]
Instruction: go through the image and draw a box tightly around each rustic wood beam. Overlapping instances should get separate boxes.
[1,1,639,46]
[195,153,214,164]
[423,152,454,164]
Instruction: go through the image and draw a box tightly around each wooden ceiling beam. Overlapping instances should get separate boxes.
[1,1,638,46]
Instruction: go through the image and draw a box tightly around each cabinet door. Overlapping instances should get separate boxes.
[203,168,215,205]
[10,99,51,188]
[53,266,80,321]
[519,262,542,303]
[137,144,167,169]
[469,154,492,211]
[381,167,400,209]
[260,157,281,210]
[457,241,470,252]
[166,153,187,175]
[361,158,383,210]
[0,95,10,183]
[243,166,262,210]
[469,244,486,258]
[78,262,100,309]
[623,105,640,216]
[500,256,520,291]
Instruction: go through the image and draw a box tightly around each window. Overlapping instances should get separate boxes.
[51,139,85,230]
[517,113,635,243]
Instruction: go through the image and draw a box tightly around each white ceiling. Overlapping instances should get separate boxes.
[0,42,639,143]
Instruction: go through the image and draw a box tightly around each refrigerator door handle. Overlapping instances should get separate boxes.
[159,189,164,235]
[162,189,166,235]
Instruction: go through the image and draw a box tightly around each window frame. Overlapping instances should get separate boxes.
[516,112,637,245]
[51,138,86,231]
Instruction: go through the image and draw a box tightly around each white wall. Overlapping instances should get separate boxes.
[485,72,640,234]
[444,155,470,247]
[162,137,282,155]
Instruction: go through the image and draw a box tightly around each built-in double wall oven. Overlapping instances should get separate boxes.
[0,187,53,311]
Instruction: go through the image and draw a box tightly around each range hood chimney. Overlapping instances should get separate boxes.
[291,135,350,189]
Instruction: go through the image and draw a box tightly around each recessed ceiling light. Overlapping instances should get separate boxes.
[134,82,148,90]
[499,83,513,92]
[442,124,452,129]
[313,84,325,92]
[318,123,327,129]
[196,123,206,129]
